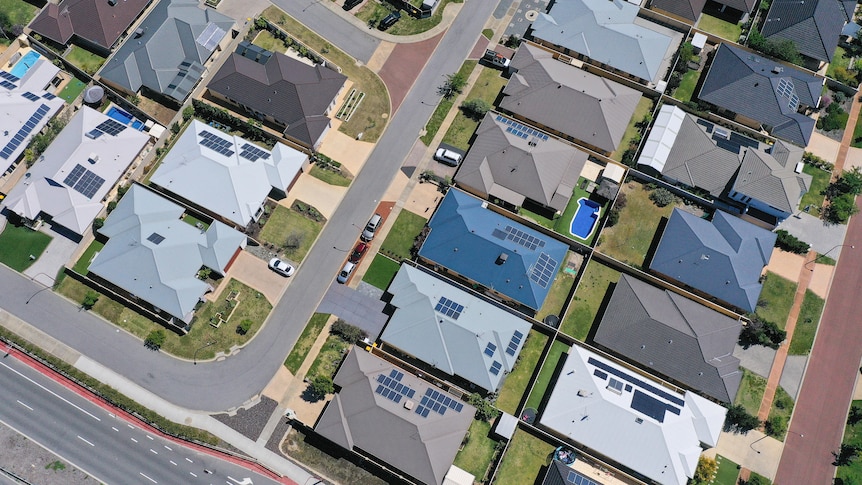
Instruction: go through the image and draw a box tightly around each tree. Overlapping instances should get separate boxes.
[833,443,861,466]
[144,330,166,350]
[837,167,862,196]
[331,319,364,343]
[605,207,621,227]
[182,105,195,121]
[439,72,467,100]
[765,414,787,437]
[236,319,253,335]
[82,291,99,309]
[775,229,810,254]
[824,193,859,224]
[308,375,334,399]
[747,30,802,64]
[693,455,718,482]
[739,316,786,349]
[461,99,491,121]
[848,405,862,426]
[467,393,500,421]
[171,122,181,134]
[649,187,676,207]
[723,404,761,434]
[92,218,105,231]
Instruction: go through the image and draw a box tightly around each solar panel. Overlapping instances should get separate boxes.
[195,22,226,51]
[587,357,685,407]
[434,296,464,320]
[95,119,127,136]
[490,361,502,375]
[484,342,496,358]
[505,344,516,356]
[21,92,40,102]
[788,93,799,112]
[42,92,56,100]
[529,252,558,289]
[593,369,608,380]
[503,225,545,250]
[565,469,600,485]
[0,80,15,90]
[374,372,416,405]
[85,129,104,140]
[0,71,19,82]
[147,233,165,245]
[72,169,105,199]
[63,164,87,187]
[631,390,667,423]
[239,143,271,162]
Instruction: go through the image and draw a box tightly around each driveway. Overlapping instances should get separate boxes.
[317,282,388,339]
[776,212,848,257]
[23,223,80,287]
[220,251,289,304]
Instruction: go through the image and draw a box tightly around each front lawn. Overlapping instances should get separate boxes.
[284,313,330,373]
[453,419,498,481]
[788,290,824,355]
[251,30,285,53]
[698,14,742,41]
[756,272,797,330]
[535,258,576,322]
[836,400,862,483]
[72,240,104,275]
[65,46,105,75]
[496,330,548,415]
[0,224,52,272]
[560,260,620,340]
[735,368,767,416]
[354,0,463,36]
[610,96,653,163]
[799,163,831,210]
[494,429,553,485]
[441,66,508,150]
[420,60,477,146]
[525,340,568,410]
[306,333,350,379]
[309,165,351,187]
[362,254,400,290]
[767,386,794,440]
[673,69,700,102]
[379,209,427,261]
[58,79,86,104]
[713,455,741,485]
[258,203,324,263]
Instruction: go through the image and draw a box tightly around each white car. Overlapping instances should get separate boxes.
[268,258,295,277]
[336,261,356,284]
[434,148,463,167]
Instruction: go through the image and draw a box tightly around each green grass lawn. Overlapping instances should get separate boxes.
[284,313,330,373]
[453,420,498,481]
[837,400,862,483]
[441,66,508,150]
[367,0,463,36]
[0,224,52,272]
[379,209,427,260]
[72,240,104,275]
[536,258,576,321]
[553,181,606,245]
[698,14,742,41]
[735,368,767,416]
[713,455,741,485]
[595,181,676,267]
[258,203,324,263]
[756,272,797,330]
[420,60,477,146]
[251,30,285,53]
[482,28,494,39]
[611,97,653,162]
[65,46,105,75]
[494,429,553,485]
[181,213,209,230]
[362,254,400,290]
[309,166,351,187]
[525,340,568,410]
[0,0,38,27]
[496,330,548,415]
[827,47,855,86]
[58,79,86,104]
[560,260,620,340]
[789,290,824,355]
[767,386,794,440]
[262,7,389,142]
[749,472,772,484]
[799,163,831,210]
[673,69,700,102]
[518,206,556,229]
[307,333,351,379]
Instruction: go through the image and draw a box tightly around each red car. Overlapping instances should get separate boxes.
[349,242,368,263]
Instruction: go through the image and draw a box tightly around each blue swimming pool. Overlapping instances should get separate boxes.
[107,106,146,131]
[569,198,601,240]
[10,51,41,78]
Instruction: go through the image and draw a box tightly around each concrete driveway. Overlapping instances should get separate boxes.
[219,251,289,304]
[775,212,848,257]
[23,223,80,287]
[806,131,841,163]
[317,282,388,338]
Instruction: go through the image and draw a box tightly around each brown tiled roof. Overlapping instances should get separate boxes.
[29,0,151,50]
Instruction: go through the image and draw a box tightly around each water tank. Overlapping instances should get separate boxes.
[83,85,104,104]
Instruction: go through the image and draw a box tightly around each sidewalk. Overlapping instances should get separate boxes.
[832,84,862,177]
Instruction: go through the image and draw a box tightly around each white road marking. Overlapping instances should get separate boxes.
[16,400,32,411]
[169,460,177,466]
[146,435,154,440]
[149,448,158,455]
[189,472,198,478]
[128,424,135,429]
[77,435,95,447]
[164,445,172,451]
[108,413,115,418]
[185,458,193,463]
[131,437,138,443]
[139,472,157,483]
[111,427,119,432]
[0,361,100,421]
[228,477,254,485]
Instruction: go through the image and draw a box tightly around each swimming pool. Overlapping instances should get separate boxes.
[569,198,601,240]
[106,106,146,131]
[10,51,41,78]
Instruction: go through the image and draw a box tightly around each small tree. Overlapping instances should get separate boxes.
[649,187,676,207]
[467,393,500,421]
[439,72,467,100]
[824,193,859,224]
[848,405,862,426]
[237,319,253,335]
[107,200,117,213]
[833,443,861,466]
[461,99,491,121]
[144,329,166,350]
[723,404,761,434]
[693,455,718,482]
[93,218,105,231]
[739,316,786,349]
[82,291,99,309]
[171,122,181,134]
[308,375,334,399]
[331,319,364,343]
[775,229,810,254]
[182,105,195,121]
[765,414,787,437]
[605,207,621,227]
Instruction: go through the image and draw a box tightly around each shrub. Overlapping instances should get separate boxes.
[92,218,104,230]
[237,319,253,335]
[144,329,166,350]
[723,404,761,434]
[171,122,181,134]
[739,316,786,349]
[308,375,334,399]
[331,319,365,343]
[182,105,195,121]
[693,456,718,482]
[765,414,787,437]
[649,187,676,207]
[824,193,859,224]
[748,30,802,64]
[81,291,100,309]
[818,102,849,131]
[605,207,621,227]
[615,191,628,209]
[468,393,500,421]
[107,200,117,213]
[461,99,491,121]
[775,229,810,254]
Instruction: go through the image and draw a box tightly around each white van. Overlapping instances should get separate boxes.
[361,213,383,242]
[434,148,462,167]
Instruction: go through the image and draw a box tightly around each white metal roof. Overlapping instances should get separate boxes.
[638,104,686,173]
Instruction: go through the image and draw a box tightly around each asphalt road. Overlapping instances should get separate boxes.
[0,352,286,485]
[0,1,499,412]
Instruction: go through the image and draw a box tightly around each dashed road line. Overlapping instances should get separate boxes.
[77,435,95,447]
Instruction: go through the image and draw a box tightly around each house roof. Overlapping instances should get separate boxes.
[761,0,854,62]
[593,274,743,402]
[540,346,726,485]
[88,184,246,322]
[501,43,642,153]
[3,106,148,235]
[29,0,151,50]
[418,188,569,311]
[529,0,681,83]
[455,112,588,212]
[150,120,305,226]
[99,0,233,102]
[649,208,776,312]
[0,59,65,174]
[542,461,607,485]
[697,43,822,147]
[732,140,811,213]
[650,0,707,22]
[315,348,475,485]
[207,42,346,148]
[381,265,533,392]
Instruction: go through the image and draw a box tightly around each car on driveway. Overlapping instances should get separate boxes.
[349,242,368,263]
[337,261,356,284]
[268,258,295,277]
[434,148,462,167]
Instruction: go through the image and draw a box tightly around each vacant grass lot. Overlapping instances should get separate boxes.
[837,400,862,483]
[420,60,477,146]
[496,330,548,415]
[525,340,568,410]
[698,14,742,41]
[756,272,797,330]
[284,313,330,373]
[362,254,400,290]
[263,7,390,141]
[441,66,508,150]
[789,290,824,355]
[65,46,105,75]
[72,240,104,275]
[0,224,52,272]
[494,429,553,485]
[258,204,324,263]
[610,96,653,162]
[735,368,767,416]
[453,419,498,481]
[560,260,620,340]
[799,163,831,210]
[379,210,426,260]
[535,260,576,322]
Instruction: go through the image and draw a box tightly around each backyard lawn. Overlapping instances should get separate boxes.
[735,369,767,416]
[836,400,862,483]
[799,163,831,210]
[379,209,427,261]
[496,330,548,415]
[284,313,330,373]
[453,419,498,481]
[767,386,794,440]
[560,260,620,340]
[756,272,797,329]
[673,69,700,102]
[535,260,576,322]
[0,224,52,272]
[58,79,86,104]
[258,203,324,263]
[553,181,605,245]
[788,290,824,355]
[0,0,37,27]
[441,66,508,150]
[698,14,742,41]
[362,254,400,290]
[610,96,653,163]
[420,60,477,145]
[525,340,568,410]
[65,46,105,75]
[494,429,553,485]
[72,240,104,275]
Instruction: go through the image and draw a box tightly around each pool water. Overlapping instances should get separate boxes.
[106,106,146,131]
[10,51,41,78]
[569,198,601,240]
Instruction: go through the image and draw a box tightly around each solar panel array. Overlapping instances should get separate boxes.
[415,387,463,418]
[484,342,496,358]
[95,119,127,136]
[776,78,800,112]
[0,71,19,82]
[63,163,106,199]
[503,225,546,250]
[374,369,416,404]
[42,92,56,100]
[239,143,271,162]
[198,130,234,157]
[530,252,558,289]
[587,357,685,407]
[147,233,166,245]
[505,330,523,356]
[435,296,464,320]
[0,80,15,90]
[0,104,51,160]
[630,389,680,423]
[495,114,549,141]
[565,469,601,485]
[21,92,40,102]
[489,360,502,375]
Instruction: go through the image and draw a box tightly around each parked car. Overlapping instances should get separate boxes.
[361,213,383,242]
[434,148,463,167]
[378,10,401,31]
[337,261,356,284]
[482,49,511,69]
[343,0,362,10]
[268,258,295,277]
[349,242,369,263]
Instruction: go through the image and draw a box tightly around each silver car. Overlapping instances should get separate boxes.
[268,258,295,277]
[336,261,356,284]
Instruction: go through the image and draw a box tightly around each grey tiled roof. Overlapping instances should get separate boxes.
[593,274,743,403]
[761,0,853,62]
[501,43,642,153]
[698,43,822,147]
[455,112,588,211]
[732,141,811,213]
[650,0,707,22]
